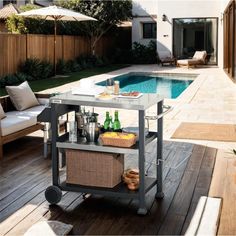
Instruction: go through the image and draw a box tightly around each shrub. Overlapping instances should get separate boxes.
[0,74,22,87]
[76,55,90,69]
[56,59,82,74]
[16,72,34,82]
[132,40,157,64]
[65,60,82,72]
[111,40,157,64]
[20,58,53,80]
[112,48,132,64]
[76,55,109,69]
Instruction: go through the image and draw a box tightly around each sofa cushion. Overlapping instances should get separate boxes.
[6,81,39,111]
[0,104,6,120]
[0,105,45,136]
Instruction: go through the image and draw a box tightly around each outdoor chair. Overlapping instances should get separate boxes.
[158,51,176,66]
[177,51,207,68]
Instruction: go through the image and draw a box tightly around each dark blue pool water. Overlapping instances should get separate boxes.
[97,73,195,99]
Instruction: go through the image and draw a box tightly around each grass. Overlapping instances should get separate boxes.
[0,64,129,96]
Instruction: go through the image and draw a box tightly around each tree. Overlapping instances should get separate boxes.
[6,4,54,34]
[59,0,132,55]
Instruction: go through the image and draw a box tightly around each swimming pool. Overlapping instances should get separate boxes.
[97,73,196,99]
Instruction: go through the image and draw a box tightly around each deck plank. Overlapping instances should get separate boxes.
[181,146,217,234]
[157,145,206,235]
[6,191,82,236]
[0,136,220,235]
[209,150,236,235]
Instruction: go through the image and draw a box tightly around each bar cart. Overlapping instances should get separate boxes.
[39,92,167,215]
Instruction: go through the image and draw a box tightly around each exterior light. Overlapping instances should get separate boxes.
[162,14,167,22]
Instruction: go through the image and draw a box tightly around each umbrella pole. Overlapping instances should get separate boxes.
[54,19,57,76]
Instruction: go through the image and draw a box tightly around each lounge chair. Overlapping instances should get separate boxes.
[177,51,207,68]
[158,51,176,66]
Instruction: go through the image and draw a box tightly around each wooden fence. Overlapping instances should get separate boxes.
[0,33,115,76]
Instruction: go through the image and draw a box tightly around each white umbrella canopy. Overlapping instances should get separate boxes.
[17,5,97,75]
[18,5,97,21]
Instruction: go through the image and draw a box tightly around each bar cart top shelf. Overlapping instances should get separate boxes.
[50,92,164,110]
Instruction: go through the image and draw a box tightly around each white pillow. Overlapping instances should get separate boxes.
[6,81,39,111]
[0,104,6,120]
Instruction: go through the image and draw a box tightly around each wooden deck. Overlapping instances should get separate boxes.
[0,135,218,235]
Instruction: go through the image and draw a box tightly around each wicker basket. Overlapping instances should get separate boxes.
[66,149,124,188]
[100,133,137,148]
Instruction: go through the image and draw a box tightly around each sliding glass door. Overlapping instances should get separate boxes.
[173,18,218,64]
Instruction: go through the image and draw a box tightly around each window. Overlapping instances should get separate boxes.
[143,23,156,39]
[3,0,17,6]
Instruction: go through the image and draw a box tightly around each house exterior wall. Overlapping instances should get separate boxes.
[157,0,223,66]
[132,0,231,68]
[132,0,157,45]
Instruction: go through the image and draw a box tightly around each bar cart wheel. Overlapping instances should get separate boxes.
[45,185,62,204]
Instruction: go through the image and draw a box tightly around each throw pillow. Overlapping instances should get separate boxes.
[6,81,39,111]
[0,104,6,120]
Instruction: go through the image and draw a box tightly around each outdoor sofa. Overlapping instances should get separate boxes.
[0,81,49,160]
[177,51,207,68]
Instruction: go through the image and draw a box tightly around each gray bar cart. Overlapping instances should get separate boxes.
[42,92,165,215]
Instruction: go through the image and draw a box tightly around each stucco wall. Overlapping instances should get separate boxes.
[157,0,223,66]
[133,0,158,15]
[132,0,232,68]
[132,0,157,45]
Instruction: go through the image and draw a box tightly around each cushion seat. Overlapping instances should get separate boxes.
[176,59,200,65]
[177,51,207,68]
[0,105,45,136]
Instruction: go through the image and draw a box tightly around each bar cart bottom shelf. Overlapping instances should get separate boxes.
[45,177,158,215]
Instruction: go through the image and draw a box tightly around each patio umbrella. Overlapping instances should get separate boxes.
[17,5,97,75]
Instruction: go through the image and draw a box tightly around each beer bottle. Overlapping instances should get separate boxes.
[103,111,110,131]
[113,110,121,131]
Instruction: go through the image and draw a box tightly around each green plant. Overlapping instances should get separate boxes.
[65,60,82,72]
[56,59,67,74]
[7,4,54,34]
[20,58,53,80]
[111,41,156,64]
[132,41,157,64]
[59,0,132,55]
[112,48,132,64]
[16,72,34,82]
[0,74,21,87]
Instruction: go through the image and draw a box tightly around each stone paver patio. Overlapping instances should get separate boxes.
[43,64,236,150]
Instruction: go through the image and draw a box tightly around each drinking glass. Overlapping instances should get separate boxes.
[106,78,114,94]
[68,121,77,143]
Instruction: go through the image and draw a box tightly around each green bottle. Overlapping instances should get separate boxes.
[103,111,110,130]
[109,115,114,131]
[113,110,121,131]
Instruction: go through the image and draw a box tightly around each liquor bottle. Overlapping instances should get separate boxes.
[103,111,110,131]
[113,110,121,131]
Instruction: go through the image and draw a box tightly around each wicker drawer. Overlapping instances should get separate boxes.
[66,149,124,188]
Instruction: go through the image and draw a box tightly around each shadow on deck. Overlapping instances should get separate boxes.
[0,135,217,235]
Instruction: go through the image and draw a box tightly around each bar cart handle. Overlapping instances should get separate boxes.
[145,105,173,120]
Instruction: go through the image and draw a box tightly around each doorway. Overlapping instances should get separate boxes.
[173,18,218,64]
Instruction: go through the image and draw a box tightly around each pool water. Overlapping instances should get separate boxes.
[97,73,195,99]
